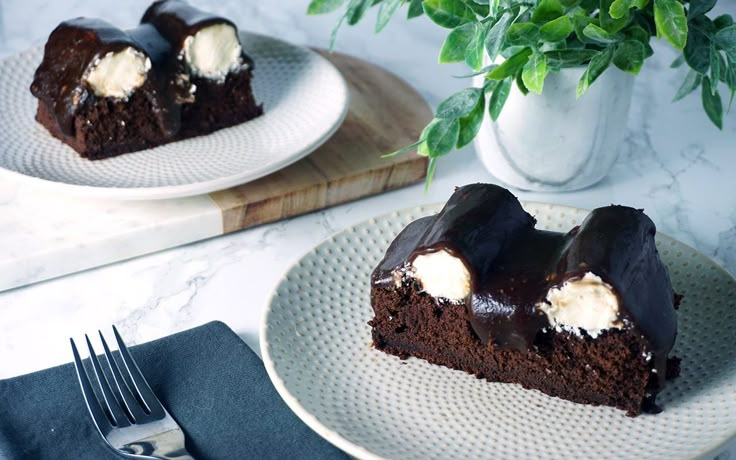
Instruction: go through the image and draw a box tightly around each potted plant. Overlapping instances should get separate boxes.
[308,0,736,191]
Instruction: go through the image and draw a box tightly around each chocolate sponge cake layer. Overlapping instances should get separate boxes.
[35,84,172,160]
[180,71,263,139]
[370,284,676,416]
[370,183,680,415]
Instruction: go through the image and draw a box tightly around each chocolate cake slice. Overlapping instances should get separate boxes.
[370,184,680,416]
[30,0,262,159]
[141,0,262,137]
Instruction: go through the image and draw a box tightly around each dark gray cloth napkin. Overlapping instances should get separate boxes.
[0,321,347,460]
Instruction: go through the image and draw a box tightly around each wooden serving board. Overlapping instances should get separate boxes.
[212,50,431,233]
[0,50,432,292]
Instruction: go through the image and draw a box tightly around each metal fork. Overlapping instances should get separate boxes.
[70,326,195,460]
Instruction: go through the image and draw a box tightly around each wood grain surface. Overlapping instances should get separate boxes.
[210,50,432,233]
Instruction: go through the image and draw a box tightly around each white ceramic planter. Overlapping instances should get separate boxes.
[473,66,635,192]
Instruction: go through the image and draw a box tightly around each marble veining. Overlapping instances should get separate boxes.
[0,0,735,454]
[0,181,223,290]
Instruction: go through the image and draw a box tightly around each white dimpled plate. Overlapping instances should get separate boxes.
[262,202,736,460]
[0,32,348,200]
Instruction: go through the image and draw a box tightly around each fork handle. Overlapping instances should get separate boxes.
[122,429,196,460]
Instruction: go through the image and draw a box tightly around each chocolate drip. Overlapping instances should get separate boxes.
[125,24,187,136]
[471,230,569,351]
[141,0,254,69]
[372,184,677,368]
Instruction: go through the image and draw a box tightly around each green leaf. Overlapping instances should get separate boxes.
[701,76,723,129]
[307,0,346,15]
[488,47,533,79]
[422,0,476,28]
[516,71,530,94]
[483,78,500,95]
[382,138,427,158]
[716,26,736,60]
[673,69,703,102]
[710,46,721,94]
[501,45,527,59]
[539,16,573,42]
[485,12,514,62]
[329,13,347,51]
[625,25,654,57]
[507,23,540,46]
[489,78,512,121]
[417,120,437,156]
[717,52,729,84]
[466,1,490,17]
[670,54,685,68]
[532,0,564,24]
[688,0,716,19]
[600,0,629,33]
[685,24,711,73]
[609,0,632,20]
[726,59,736,110]
[488,0,501,17]
[583,24,621,44]
[453,64,498,78]
[726,55,736,87]
[613,40,646,74]
[654,0,688,50]
[625,25,652,43]
[545,49,598,67]
[436,87,484,118]
[466,22,489,70]
[522,51,548,94]
[580,0,599,10]
[346,0,372,25]
[457,96,486,148]
[577,47,614,98]
[439,23,476,63]
[408,0,424,18]
[422,117,461,157]
[714,15,734,31]
[572,15,596,42]
[424,157,438,192]
[376,0,403,32]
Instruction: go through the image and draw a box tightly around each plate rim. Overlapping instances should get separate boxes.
[0,32,350,201]
[260,200,736,460]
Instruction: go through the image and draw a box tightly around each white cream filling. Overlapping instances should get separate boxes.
[85,47,150,99]
[183,23,243,81]
[410,249,471,302]
[537,272,621,338]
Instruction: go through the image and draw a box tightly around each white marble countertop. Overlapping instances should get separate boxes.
[0,0,735,456]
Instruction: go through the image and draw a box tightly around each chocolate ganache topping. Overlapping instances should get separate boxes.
[372,183,678,375]
[141,0,254,71]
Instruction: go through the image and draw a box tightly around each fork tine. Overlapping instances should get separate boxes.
[98,330,149,423]
[84,335,131,428]
[112,325,166,419]
[70,338,114,435]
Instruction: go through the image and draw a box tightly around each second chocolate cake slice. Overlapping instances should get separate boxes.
[141,0,263,138]
[370,183,680,416]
